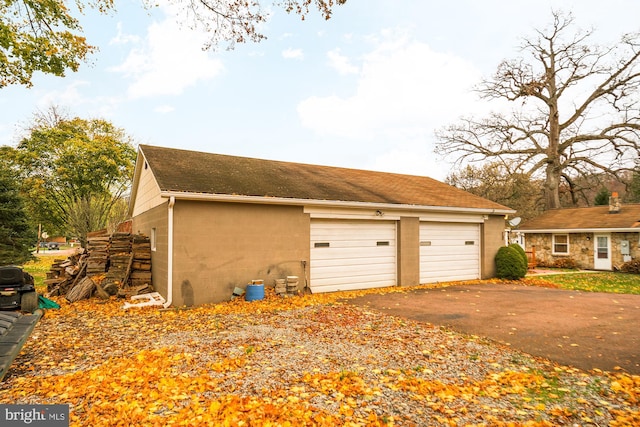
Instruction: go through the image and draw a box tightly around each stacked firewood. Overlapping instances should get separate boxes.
[86,231,109,276]
[102,233,134,296]
[44,250,88,298]
[45,232,153,302]
[117,234,153,298]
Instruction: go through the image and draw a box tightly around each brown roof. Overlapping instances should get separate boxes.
[139,145,512,211]
[519,204,640,231]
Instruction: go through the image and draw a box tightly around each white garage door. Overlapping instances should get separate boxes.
[420,222,480,283]
[310,219,396,293]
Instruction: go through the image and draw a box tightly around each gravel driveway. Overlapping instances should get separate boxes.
[347,282,640,374]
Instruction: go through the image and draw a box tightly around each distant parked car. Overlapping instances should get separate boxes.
[38,242,60,250]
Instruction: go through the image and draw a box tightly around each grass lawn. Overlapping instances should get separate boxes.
[535,271,640,294]
[22,254,60,291]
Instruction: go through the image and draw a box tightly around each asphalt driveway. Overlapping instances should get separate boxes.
[347,283,640,374]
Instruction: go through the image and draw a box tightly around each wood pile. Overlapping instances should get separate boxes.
[131,234,152,287]
[117,234,153,298]
[44,251,88,297]
[102,232,134,296]
[45,232,154,303]
[86,231,109,277]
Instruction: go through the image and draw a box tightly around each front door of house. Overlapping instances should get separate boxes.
[594,234,612,270]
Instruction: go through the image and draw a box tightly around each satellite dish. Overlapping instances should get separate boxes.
[508,217,521,227]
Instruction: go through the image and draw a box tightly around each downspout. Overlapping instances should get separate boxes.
[163,196,175,308]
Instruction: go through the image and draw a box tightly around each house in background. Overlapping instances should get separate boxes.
[518,193,640,270]
[128,145,514,307]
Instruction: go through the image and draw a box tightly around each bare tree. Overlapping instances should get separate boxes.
[435,11,640,210]
[175,0,347,50]
[446,161,544,221]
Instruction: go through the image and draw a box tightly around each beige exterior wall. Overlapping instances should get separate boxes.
[171,201,310,306]
[397,217,420,287]
[525,232,640,269]
[131,201,169,297]
[131,158,164,217]
[481,216,506,279]
[132,196,511,306]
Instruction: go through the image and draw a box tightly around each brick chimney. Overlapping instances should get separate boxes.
[609,191,620,214]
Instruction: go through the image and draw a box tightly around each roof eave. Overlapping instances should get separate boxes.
[518,228,640,233]
[161,191,515,215]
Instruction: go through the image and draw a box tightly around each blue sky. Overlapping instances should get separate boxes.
[1,0,639,180]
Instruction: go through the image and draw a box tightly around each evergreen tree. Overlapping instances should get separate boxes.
[594,188,610,206]
[0,165,35,265]
[627,167,640,203]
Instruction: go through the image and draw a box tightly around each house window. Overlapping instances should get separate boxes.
[552,234,569,255]
[151,227,157,252]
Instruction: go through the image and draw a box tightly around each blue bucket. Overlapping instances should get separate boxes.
[245,284,265,301]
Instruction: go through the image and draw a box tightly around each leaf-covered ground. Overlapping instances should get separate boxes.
[1,282,639,426]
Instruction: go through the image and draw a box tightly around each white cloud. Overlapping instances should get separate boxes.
[296,29,484,180]
[327,48,359,75]
[154,105,175,113]
[109,22,141,45]
[282,48,304,60]
[109,7,224,99]
[298,31,483,139]
[37,80,91,108]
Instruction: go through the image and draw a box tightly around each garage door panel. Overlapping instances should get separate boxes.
[421,271,478,282]
[311,220,396,293]
[420,222,480,283]
[312,254,396,266]
[421,247,477,257]
[313,240,393,249]
[313,262,396,277]
[311,277,395,292]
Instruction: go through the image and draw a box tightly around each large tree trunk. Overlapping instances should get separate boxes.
[544,162,562,209]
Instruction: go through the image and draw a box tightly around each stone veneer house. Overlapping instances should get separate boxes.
[128,145,514,307]
[518,194,640,270]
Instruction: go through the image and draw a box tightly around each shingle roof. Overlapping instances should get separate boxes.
[139,145,512,211]
[519,204,640,231]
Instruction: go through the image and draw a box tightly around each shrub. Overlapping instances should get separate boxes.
[509,243,528,270]
[495,246,527,280]
[553,257,579,269]
[620,259,640,274]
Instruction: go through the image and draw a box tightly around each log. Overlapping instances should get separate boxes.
[93,280,110,300]
[66,277,96,302]
[102,281,119,296]
[69,260,88,289]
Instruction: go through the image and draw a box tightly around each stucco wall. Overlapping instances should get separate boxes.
[398,217,420,287]
[525,232,640,269]
[172,201,310,306]
[133,199,512,306]
[481,216,505,279]
[131,201,169,297]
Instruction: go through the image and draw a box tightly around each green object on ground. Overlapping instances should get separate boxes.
[38,295,60,309]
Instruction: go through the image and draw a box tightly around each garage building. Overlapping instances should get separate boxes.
[129,145,513,307]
